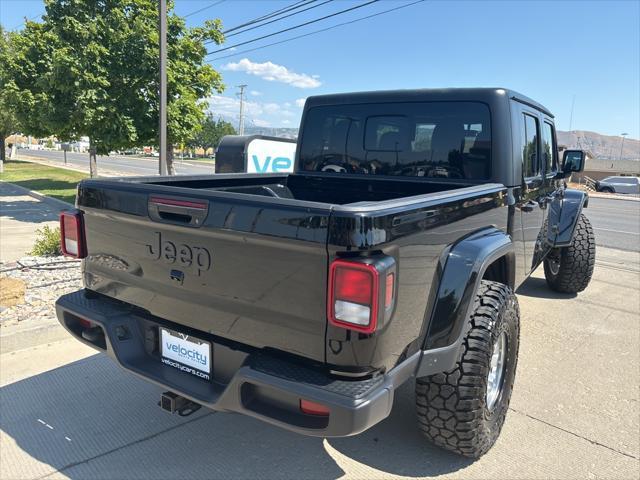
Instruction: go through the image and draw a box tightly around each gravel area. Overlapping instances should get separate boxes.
[0,256,81,327]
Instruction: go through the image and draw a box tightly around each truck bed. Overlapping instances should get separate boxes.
[138,172,475,205]
[75,173,506,372]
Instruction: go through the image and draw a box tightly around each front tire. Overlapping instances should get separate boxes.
[415,280,520,458]
[543,214,595,293]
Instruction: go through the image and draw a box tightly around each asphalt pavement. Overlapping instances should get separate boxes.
[16,149,214,176]
[583,196,640,251]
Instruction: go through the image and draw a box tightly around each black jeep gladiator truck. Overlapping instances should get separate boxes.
[56,88,595,458]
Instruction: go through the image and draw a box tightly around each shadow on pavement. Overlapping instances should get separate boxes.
[328,381,473,476]
[0,354,471,479]
[0,198,60,224]
[516,276,577,299]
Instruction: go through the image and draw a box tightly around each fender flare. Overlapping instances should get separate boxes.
[548,189,588,248]
[415,227,515,378]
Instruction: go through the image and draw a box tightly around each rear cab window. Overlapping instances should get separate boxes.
[298,102,492,181]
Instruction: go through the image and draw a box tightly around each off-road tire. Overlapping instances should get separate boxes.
[415,280,520,458]
[543,213,595,293]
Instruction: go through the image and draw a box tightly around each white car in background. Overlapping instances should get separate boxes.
[595,176,640,194]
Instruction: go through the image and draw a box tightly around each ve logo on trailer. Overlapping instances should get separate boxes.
[250,155,292,173]
[246,138,296,173]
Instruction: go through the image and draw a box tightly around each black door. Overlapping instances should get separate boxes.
[518,111,548,276]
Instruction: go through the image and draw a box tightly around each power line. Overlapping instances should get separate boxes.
[224,0,315,34]
[9,13,43,31]
[208,0,425,61]
[227,0,335,38]
[183,0,227,19]
[206,0,379,54]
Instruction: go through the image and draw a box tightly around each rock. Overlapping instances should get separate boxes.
[0,255,82,324]
[0,277,26,308]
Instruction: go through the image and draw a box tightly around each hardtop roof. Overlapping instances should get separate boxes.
[304,87,553,118]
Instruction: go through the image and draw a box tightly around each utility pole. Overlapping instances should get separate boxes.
[619,133,628,162]
[158,0,168,175]
[237,84,247,135]
[568,94,576,132]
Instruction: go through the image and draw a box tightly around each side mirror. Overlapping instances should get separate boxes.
[557,150,587,178]
[561,150,586,176]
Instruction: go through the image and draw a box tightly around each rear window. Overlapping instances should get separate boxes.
[299,102,491,180]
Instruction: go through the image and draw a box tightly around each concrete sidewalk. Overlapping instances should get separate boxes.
[0,181,69,262]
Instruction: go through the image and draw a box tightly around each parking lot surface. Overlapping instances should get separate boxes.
[1,244,638,479]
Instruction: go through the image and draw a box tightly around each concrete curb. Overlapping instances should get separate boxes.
[0,321,69,354]
[0,180,73,210]
[587,191,640,202]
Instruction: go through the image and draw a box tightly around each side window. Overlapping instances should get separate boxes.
[522,114,539,178]
[542,121,557,174]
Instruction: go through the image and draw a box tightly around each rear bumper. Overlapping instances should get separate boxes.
[55,289,419,437]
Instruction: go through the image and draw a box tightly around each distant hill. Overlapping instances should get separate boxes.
[242,126,639,161]
[557,130,639,161]
[243,126,299,139]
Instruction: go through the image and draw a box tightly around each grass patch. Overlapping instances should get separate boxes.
[0,160,87,204]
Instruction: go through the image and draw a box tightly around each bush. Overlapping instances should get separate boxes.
[30,225,62,256]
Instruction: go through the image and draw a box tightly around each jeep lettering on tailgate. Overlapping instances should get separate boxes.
[146,232,211,275]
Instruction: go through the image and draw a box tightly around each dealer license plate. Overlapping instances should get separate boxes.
[160,328,211,380]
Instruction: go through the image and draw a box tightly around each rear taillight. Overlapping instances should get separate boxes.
[328,260,380,333]
[60,210,87,258]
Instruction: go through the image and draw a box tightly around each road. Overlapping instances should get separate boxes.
[583,197,640,251]
[16,149,214,176]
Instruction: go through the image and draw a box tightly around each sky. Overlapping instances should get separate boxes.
[1,0,639,138]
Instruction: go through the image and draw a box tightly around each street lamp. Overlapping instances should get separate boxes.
[619,133,628,162]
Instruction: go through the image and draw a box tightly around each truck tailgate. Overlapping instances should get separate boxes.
[78,183,330,362]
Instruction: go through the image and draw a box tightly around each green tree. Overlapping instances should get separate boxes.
[0,26,20,167]
[4,0,224,176]
[189,115,236,156]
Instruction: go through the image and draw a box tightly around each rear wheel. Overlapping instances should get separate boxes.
[415,280,520,458]
[544,214,595,293]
